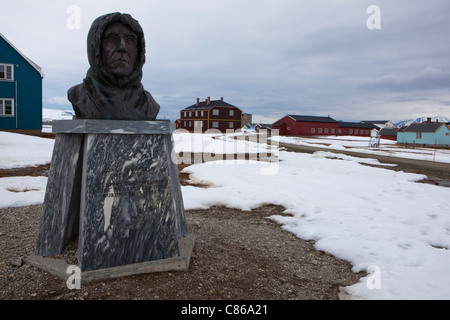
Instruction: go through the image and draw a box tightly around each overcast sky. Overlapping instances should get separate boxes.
[1,0,449,123]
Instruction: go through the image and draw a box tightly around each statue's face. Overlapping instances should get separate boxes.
[101,21,139,77]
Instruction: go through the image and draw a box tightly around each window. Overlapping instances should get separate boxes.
[229,122,233,128]
[183,121,186,127]
[349,129,353,134]
[195,111,198,117]
[0,99,14,116]
[212,121,219,128]
[229,110,234,116]
[311,128,315,134]
[331,128,335,134]
[365,130,369,135]
[0,64,13,81]
[416,132,422,139]
[324,128,328,134]
[201,111,204,117]
[184,112,187,117]
[188,112,192,117]
[318,128,322,133]
[194,121,203,128]
[355,129,358,134]
[213,109,219,116]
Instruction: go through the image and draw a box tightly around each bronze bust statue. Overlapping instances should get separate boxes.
[68,12,160,120]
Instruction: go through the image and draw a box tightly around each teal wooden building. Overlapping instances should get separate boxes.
[397,122,450,147]
[0,33,44,135]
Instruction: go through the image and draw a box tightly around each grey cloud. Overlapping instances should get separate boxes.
[360,67,450,92]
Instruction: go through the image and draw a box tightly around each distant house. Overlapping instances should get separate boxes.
[360,120,394,129]
[397,123,450,146]
[242,123,272,133]
[272,115,338,136]
[378,128,398,141]
[0,33,44,135]
[338,122,378,137]
[253,123,272,133]
[179,97,243,132]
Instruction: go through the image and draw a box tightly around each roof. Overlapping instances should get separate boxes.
[287,115,338,123]
[360,120,392,124]
[252,123,272,128]
[181,99,240,111]
[379,128,398,136]
[403,123,445,133]
[338,122,377,129]
[0,33,44,78]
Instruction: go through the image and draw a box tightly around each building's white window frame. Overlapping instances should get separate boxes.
[212,121,219,128]
[229,122,233,128]
[0,98,14,116]
[318,128,322,134]
[212,109,219,116]
[194,121,203,128]
[416,132,422,139]
[229,110,234,116]
[200,111,204,117]
[331,128,335,134]
[311,128,315,134]
[324,128,329,134]
[0,64,14,81]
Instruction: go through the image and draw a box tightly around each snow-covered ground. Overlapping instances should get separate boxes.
[1,130,449,300]
[272,136,450,162]
[271,135,450,163]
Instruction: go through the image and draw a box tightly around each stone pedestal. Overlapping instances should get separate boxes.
[35,120,190,273]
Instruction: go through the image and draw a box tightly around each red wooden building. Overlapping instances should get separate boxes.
[272,115,339,136]
[179,97,243,132]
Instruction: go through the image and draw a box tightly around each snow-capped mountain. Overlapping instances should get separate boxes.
[394,116,450,128]
[42,108,75,123]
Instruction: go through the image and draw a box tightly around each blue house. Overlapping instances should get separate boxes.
[397,122,450,147]
[0,33,44,135]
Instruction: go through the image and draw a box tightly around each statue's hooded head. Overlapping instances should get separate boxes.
[68,12,160,120]
[87,12,146,88]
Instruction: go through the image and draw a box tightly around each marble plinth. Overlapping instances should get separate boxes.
[35,120,189,273]
[35,133,84,256]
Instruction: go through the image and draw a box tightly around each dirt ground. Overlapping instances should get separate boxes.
[1,137,448,301]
